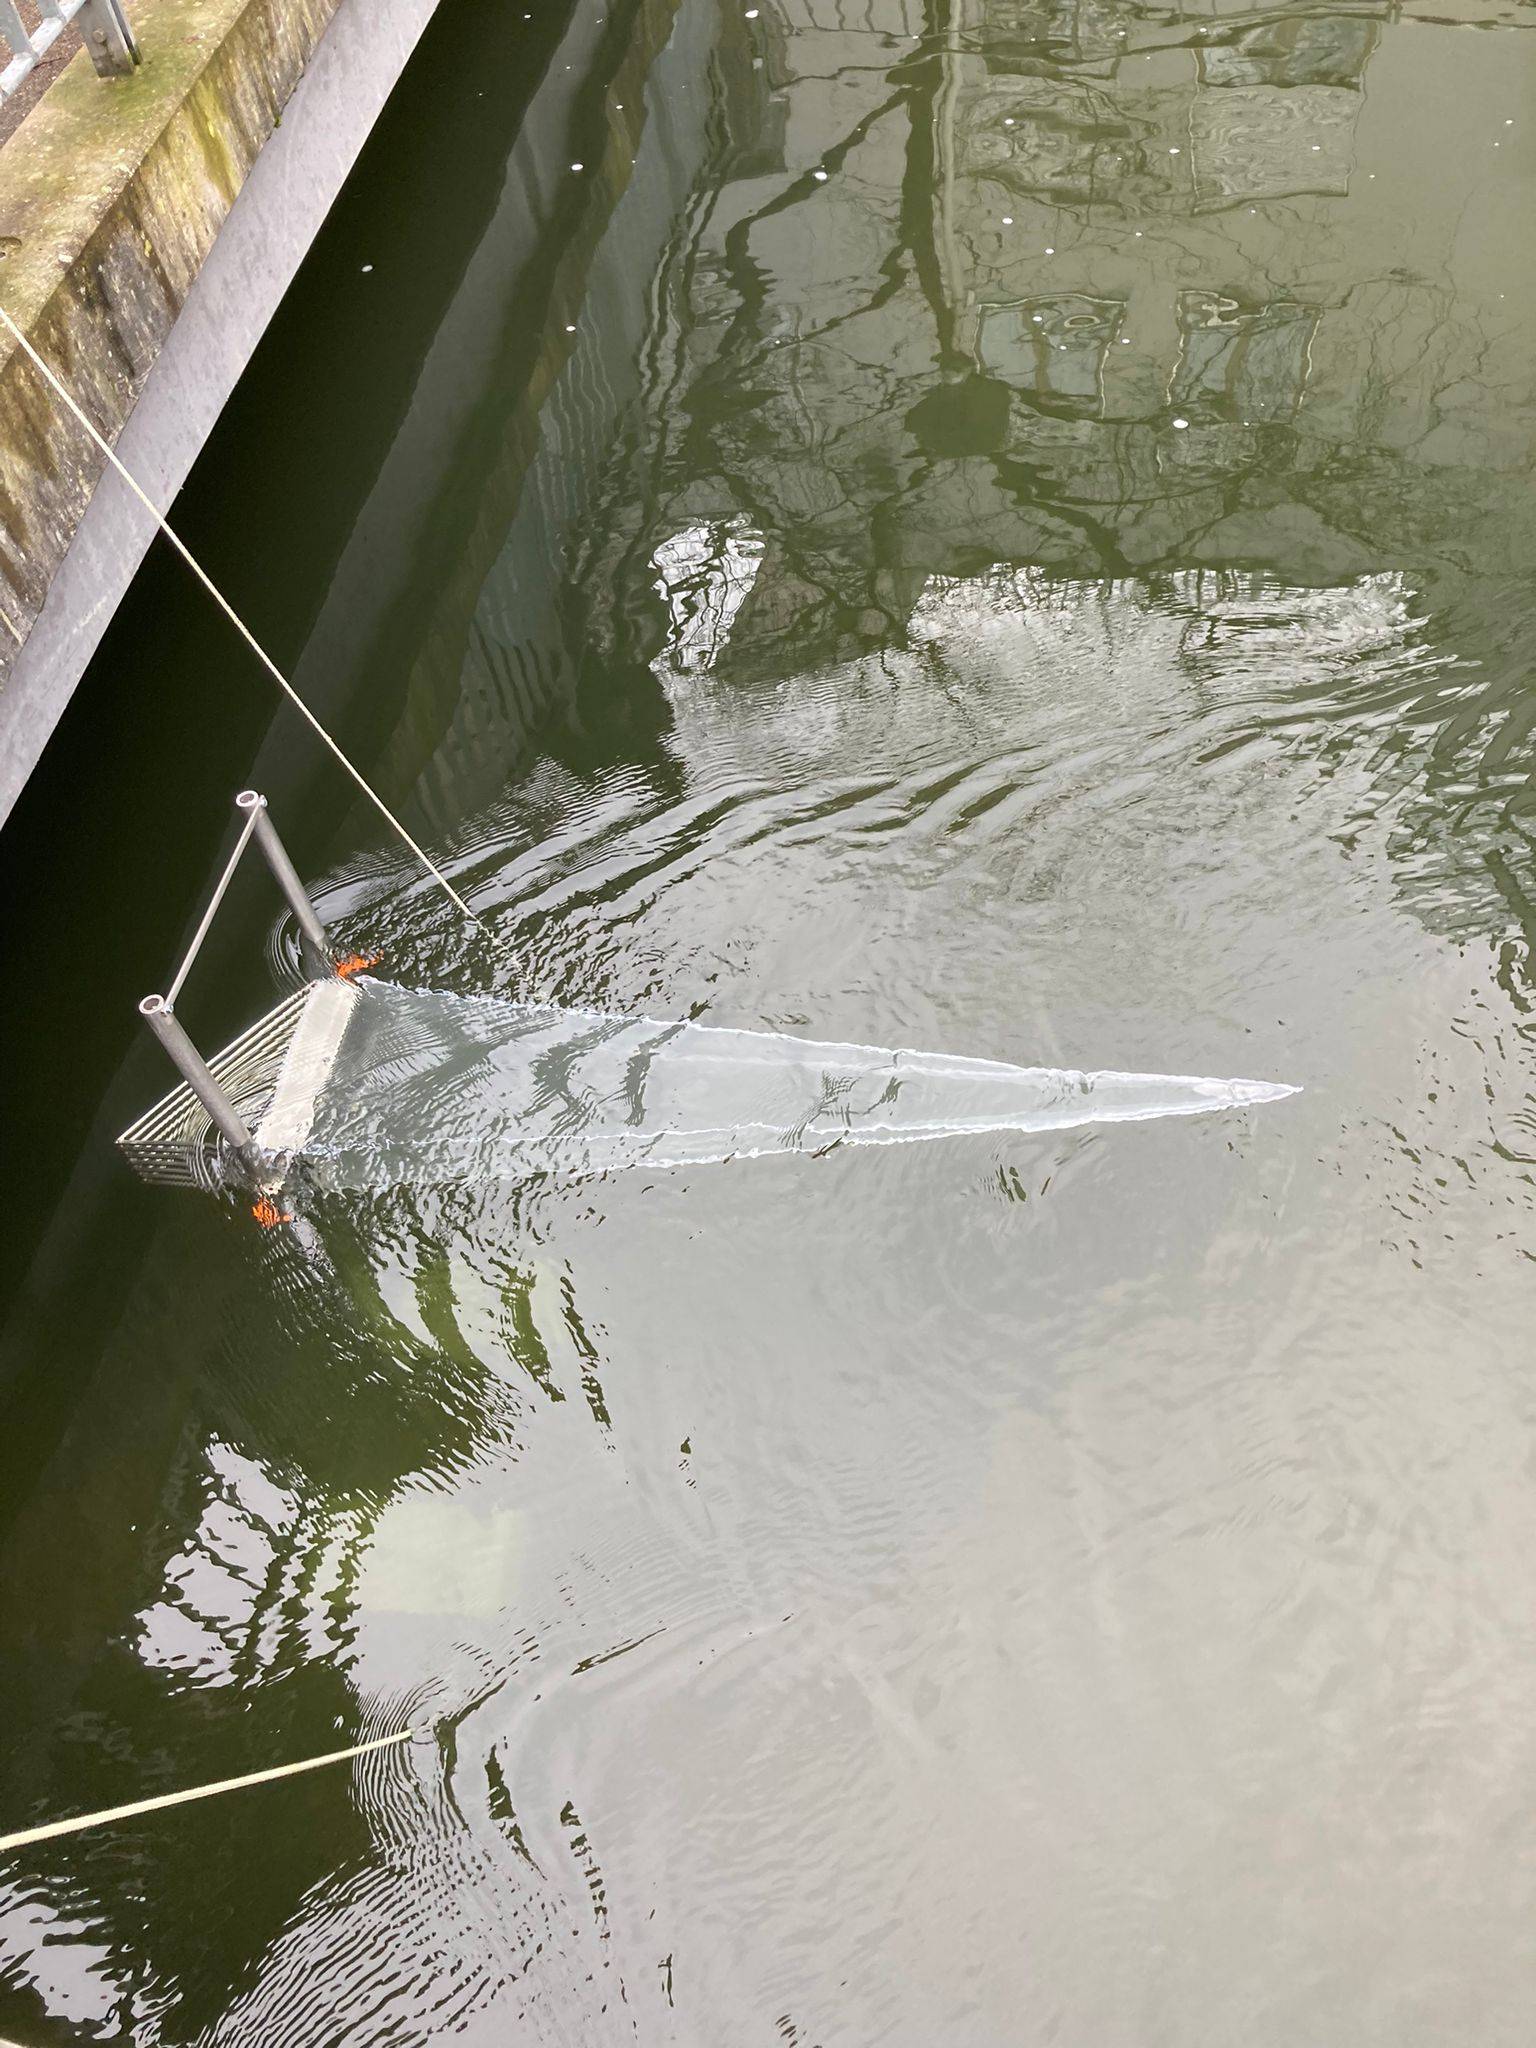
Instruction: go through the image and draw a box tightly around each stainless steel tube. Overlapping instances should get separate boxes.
[137,995,255,1156]
[234,790,331,968]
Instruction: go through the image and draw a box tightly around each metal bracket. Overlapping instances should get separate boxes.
[77,0,138,80]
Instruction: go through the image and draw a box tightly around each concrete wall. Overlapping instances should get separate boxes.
[0,0,445,826]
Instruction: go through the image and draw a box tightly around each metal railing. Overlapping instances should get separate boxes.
[0,0,137,100]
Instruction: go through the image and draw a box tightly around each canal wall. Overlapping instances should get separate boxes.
[0,0,446,828]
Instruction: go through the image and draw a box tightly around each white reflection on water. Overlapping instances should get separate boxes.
[651,517,766,676]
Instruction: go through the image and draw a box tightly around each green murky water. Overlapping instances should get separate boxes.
[3,0,1535,2039]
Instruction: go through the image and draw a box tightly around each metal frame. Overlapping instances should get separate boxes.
[136,790,335,1163]
[1,0,137,100]
[137,995,258,1157]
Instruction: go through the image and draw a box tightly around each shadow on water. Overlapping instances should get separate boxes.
[2,0,1536,2040]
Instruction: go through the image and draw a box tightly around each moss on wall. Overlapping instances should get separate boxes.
[0,0,345,652]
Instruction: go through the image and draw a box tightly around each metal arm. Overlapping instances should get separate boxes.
[137,995,255,1156]
[234,789,332,968]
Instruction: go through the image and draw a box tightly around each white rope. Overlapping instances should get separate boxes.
[0,306,487,935]
[0,1727,421,1854]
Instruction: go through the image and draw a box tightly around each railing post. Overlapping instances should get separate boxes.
[77,0,137,80]
[0,2,37,82]
[234,789,334,973]
[137,995,256,1158]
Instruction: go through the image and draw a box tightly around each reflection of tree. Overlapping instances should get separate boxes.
[0,1177,618,2042]
[576,0,1519,663]
[566,0,1535,970]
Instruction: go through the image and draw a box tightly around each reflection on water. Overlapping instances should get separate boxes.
[4,0,1536,2041]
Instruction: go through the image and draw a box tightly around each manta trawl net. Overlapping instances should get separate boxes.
[118,978,1298,1195]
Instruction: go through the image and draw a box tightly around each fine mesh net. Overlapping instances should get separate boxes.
[120,978,1297,1194]
[117,985,332,1191]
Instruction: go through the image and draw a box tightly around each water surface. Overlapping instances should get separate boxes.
[2,0,1535,2041]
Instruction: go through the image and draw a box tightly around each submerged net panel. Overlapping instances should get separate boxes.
[118,976,1296,1196]
[285,980,1295,1194]
[117,981,360,1189]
